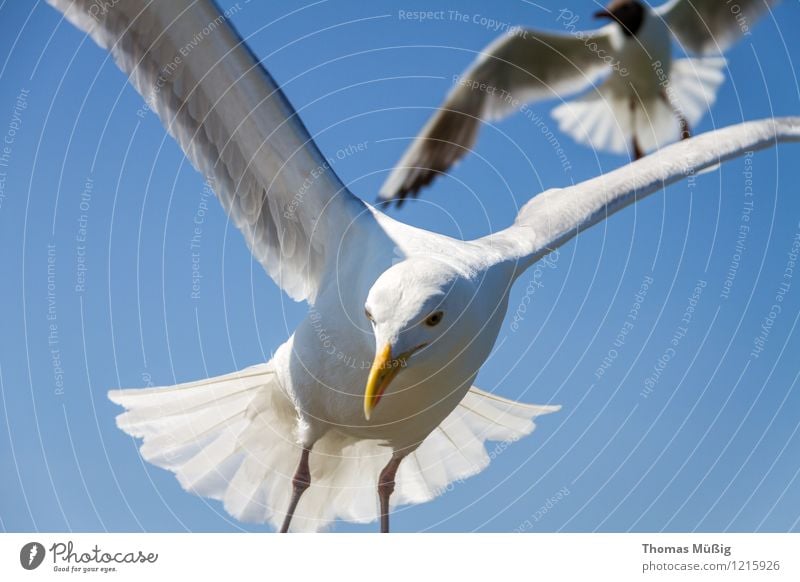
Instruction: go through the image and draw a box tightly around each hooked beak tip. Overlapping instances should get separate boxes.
[364,343,396,421]
[363,342,428,420]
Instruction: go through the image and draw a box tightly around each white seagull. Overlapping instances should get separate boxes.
[49,0,798,532]
[380,0,780,204]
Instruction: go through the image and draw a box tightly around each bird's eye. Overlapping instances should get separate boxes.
[365,308,374,323]
[425,311,444,327]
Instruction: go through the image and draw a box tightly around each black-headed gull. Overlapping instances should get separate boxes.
[380,0,779,205]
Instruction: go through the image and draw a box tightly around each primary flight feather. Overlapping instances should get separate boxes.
[47,0,798,532]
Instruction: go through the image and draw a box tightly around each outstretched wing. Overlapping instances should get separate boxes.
[657,0,779,54]
[48,0,376,303]
[379,26,617,205]
[484,117,799,269]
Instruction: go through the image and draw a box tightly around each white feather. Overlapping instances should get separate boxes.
[657,0,780,54]
[46,0,378,303]
[488,117,800,270]
[111,361,558,532]
[552,56,725,155]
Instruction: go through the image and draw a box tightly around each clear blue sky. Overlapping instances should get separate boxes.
[1,0,799,533]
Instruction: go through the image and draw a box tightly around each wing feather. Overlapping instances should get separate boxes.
[485,117,800,268]
[380,26,617,204]
[48,0,376,302]
[657,0,779,54]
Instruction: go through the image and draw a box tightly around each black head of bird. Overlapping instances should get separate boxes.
[594,0,646,37]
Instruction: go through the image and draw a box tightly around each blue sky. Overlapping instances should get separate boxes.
[1,0,799,533]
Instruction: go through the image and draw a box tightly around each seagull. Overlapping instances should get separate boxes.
[48,0,799,532]
[379,0,780,205]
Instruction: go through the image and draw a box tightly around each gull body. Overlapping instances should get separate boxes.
[281,226,512,449]
[611,3,672,98]
[275,227,494,442]
[380,0,779,204]
[47,0,799,532]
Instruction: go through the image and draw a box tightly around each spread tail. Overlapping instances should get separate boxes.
[551,57,726,156]
[110,367,559,532]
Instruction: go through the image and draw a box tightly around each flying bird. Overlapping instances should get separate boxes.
[380,0,779,205]
[48,0,798,532]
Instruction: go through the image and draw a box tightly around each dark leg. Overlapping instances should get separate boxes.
[678,114,691,140]
[632,136,644,160]
[660,89,691,140]
[378,453,404,533]
[280,446,311,533]
[629,97,644,160]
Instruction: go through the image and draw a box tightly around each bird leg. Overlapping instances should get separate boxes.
[629,97,644,160]
[660,89,691,140]
[280,446,311,533]
[631,136,644,160]
[378,452,405,533]
[678,114,691,140]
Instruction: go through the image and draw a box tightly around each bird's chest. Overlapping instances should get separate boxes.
[281,277,407,435]
[614,16,673,94]
[285,316,468,440]
[282,297,502,449]
[287,303,375,401]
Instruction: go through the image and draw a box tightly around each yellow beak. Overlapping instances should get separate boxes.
[364,343,405,421]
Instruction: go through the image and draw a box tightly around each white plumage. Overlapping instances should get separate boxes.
[380,0,778,203]
[551,54,726,154]
[48,0,798,532]
[109,365,553,531]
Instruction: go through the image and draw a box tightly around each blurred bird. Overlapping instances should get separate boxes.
[48,0,798,532]
[380,0,780,205]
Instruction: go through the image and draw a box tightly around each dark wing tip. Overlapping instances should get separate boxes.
[378,166,444,209]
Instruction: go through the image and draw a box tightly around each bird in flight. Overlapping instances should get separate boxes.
[48,0,798,532]
[380,0,780,205]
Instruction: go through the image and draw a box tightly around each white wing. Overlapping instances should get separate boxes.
[379,26,617,205]
[657,0,779,54]
[486,117,799,268]
[48,0,377,303]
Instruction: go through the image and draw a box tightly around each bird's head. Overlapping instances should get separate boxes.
[594,0,645,37]
[362,258,477,420]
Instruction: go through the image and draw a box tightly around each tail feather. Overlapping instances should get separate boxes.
[395,387,560,506]
[176,424,245,497]
[225,450,273,522]
[226,383,299,523]
[552,89,632,155]
[458,387,552,439]
[110,364,559,532]
[668,57,726,127]
[109,366,271,439]
[135,402,248,463]
[551,57,726,155]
